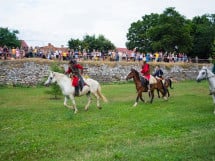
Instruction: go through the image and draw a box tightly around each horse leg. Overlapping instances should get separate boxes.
[84,92,92,111]
[212,95,215,114]
[133,94,140,107]
[158,85,168,100]
[64,96,74,110]
[68,95,78,114]
[157,89,160,98]
[159,80,167,98]
[139,92,145,103]
[92,92,102,109]
[149,90,154,103]
[167,88,170,97]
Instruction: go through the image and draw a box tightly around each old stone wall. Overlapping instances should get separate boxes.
[0,59,211,86]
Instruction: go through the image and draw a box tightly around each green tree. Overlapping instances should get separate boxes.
[68,38,82,51]
[96,35,115,52]
[126,13,159,52]
[126,7,193,54]
[149,7,192,53]
[68,34,115,53]
[0,27,21,47]
[190,14,215,58]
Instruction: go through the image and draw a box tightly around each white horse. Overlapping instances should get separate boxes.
[196,66,215,114]
[44,71,108,114]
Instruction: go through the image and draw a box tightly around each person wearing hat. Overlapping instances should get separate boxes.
[141,57,151,91]
[65,59,84,96]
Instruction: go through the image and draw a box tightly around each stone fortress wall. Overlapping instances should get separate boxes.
[0,59,211,86]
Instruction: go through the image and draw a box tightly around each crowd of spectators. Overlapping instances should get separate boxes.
[0,45,190,63]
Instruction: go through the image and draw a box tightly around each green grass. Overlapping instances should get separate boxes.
[0,81,215,161]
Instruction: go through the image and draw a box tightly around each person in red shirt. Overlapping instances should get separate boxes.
[65,59,84,96]
[141,58,151,91]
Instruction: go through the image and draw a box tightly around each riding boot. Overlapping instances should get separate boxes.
[79,81,83,91]
[74,86,79,96]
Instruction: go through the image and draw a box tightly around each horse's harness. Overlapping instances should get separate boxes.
[203,68,214,79]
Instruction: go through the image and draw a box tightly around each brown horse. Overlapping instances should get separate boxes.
[126,68,167,106]
[157,77,173,98]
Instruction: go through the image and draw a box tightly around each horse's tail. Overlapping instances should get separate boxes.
[97,85,108,102]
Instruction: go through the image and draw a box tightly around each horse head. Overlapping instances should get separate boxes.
[44,71,56,86]
[196,66,211,82]
[126,68,139,80]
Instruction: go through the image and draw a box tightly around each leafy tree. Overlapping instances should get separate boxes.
[68,38,82,51]
[126,13,159,52]
[190,14,215,58]
[68,34,115,53]
[0,27,21,47]
[82,35,97,52]
[126,7,193,54]
[149,8,192,53]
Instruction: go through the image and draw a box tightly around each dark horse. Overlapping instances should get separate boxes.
[126,68,167,106]
[157,77,173,98]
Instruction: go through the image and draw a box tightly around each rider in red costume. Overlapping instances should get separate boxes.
[141,58,151,91]
[65,59,84,96]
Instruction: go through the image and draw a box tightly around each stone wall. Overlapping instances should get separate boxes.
[0,59,211,86]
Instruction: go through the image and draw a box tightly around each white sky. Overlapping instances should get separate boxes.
[1,0,215,48]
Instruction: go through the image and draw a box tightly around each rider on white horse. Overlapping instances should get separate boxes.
[65,59,86,96]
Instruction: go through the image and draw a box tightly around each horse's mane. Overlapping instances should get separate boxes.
[131,68,140,77]
[52,72,69,80]
[53,71,65,76]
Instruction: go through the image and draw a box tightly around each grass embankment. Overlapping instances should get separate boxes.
[0,81,214,161]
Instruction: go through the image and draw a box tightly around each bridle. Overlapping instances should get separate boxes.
[202,68,214,79]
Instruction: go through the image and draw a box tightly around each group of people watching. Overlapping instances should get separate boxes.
[0,45,27,59]
[1,44,189,63]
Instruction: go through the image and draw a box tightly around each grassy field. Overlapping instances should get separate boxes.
[0,81,214,161]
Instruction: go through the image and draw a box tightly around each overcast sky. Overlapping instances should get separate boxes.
[1,0,215,48]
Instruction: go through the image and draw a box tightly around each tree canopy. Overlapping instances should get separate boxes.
[68,34,115,53]
[0,27,21,47]
[126,7,215,58]
[190,14,215,58]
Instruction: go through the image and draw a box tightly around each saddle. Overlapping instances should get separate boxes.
[140,75,157,86]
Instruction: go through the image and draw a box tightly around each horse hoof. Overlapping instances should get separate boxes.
[164,97,168,100]
[133,102,137,107]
